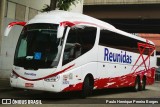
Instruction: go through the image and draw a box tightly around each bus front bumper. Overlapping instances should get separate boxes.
[10,77,62,92]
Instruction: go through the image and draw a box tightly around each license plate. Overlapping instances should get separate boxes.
[25,83,34,87]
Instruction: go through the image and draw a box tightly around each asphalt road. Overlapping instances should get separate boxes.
[0,80,160,107]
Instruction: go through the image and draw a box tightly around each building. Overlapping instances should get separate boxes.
[84,0,160,52]
[138,34,160,52]
[0,0,50,78]
[0,0,83,78]
[0,0,160,78]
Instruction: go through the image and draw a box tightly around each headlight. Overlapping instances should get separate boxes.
[44,75,60,82]
[10,70,18,79]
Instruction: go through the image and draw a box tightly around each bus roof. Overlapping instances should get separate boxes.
[28,10,155,46]
[28,10,115,29]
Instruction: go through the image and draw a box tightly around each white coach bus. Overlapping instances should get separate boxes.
[4,10,156,97]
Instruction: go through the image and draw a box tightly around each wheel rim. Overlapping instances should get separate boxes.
[82,77,93,97]
[134,77,140,91]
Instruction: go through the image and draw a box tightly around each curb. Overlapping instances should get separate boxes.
[155,81,160,83]
[0,87,13,92]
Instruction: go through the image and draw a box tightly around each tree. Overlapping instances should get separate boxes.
[41,0,81,12]
[50,0,58,10]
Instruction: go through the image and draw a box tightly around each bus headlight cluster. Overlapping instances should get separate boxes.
[44,75,60,82]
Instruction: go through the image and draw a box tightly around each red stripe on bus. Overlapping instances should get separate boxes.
[62,67,156,92]
[13,64,75,81]
[60,21,103,28]
[131,41,155,73]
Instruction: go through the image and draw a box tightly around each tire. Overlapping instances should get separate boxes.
[141,77,146,90]
[81,76,93,98]
[133,77,141,92]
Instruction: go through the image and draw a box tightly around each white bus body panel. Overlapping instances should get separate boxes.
[9,10,156,92]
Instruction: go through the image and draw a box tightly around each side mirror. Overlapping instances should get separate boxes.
[4,22,26,36]
[57,25,65,38]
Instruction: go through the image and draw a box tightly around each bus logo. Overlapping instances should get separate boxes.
[104,48,132,64]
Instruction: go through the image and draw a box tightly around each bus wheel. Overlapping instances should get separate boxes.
[142,76,146,90]
[81,76,93,98]
[133,76,141,92]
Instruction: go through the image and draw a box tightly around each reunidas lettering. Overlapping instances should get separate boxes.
[104,48,132,64]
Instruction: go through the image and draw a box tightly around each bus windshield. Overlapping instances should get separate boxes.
[14,23,62,69]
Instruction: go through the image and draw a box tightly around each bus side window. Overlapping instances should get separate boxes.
[99,30,154,56]
[62,26,97,65]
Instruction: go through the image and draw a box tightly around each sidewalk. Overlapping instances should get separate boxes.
[154,81,160,87]
[0,78,11,90]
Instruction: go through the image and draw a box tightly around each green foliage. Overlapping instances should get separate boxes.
[41,4,51,12]
[41,0,81,12]
[57,0,81,11]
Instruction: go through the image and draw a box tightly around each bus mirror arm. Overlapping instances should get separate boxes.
[57,25,65,38]
[4,21,26,36]
[4,26,12,37]
[58,21,75,38]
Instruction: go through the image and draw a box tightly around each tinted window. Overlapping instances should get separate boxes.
[99,30,154,56]
[14,23,63,69]
[156,51,160,55]
[63,26,97,65]
[157,57,160,66]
